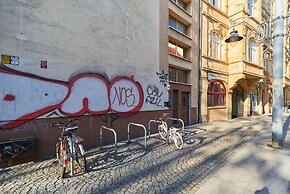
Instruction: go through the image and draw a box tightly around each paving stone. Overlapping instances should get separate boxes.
[0,115,272,193]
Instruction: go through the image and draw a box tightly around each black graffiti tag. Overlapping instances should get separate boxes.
[112,87,136,107]
[156,70,168,86]
[146,84,163,107]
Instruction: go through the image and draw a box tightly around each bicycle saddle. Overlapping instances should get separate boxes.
[66,125,78,131]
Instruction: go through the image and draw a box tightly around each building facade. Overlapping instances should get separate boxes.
[0,0,170,160]
[167,0,200,125]
[201,0,290,122]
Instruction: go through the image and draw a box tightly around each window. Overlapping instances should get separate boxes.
[169,16,177,29]
[263,60,268,73]
[172,0,186,10]
[207,81,226,106]
[168,42,184,58]
[248,39,256,63]
[248,0,256,15]
[177,0,186,9]
[263,52,270,73]
[169,67,188,84]
[209,32,222,60]
[210,0,221,9]
[169,16,187,34]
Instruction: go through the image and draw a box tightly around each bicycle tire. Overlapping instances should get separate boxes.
[67,141,74,176]
[74,144,87,173]
[173,132,184,149]
[158,123,167,140]
[56,143,66,178]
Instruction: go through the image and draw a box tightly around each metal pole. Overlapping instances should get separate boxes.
[272,0,285,147]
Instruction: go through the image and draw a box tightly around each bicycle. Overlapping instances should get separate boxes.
[157,113,184,149]
[52,119,87,178]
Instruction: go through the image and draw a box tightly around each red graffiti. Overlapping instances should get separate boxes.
[4,94,16,101]
[0,69,143,129]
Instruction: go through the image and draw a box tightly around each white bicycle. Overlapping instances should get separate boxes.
[157,114,184,149]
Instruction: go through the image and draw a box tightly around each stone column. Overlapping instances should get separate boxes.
[227,89,233,119]
[244,94,251,117]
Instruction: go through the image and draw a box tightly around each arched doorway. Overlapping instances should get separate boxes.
[250,88,258,115]
[232,85,244,118]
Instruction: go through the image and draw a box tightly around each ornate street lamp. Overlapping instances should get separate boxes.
[225,29,243,43]
[225,0,287,148]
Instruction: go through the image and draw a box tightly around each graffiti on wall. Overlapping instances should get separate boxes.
[0,69,143,129]
[156,70,168,86]
[145,84,163,107]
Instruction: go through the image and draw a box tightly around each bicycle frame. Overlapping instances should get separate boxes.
[53,121,87,178]
[157,116,184,149]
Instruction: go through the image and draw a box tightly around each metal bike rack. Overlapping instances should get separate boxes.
[148,120,163,137]
[165,117,185,135]
[100,126,117,150]
[127,123,147,149]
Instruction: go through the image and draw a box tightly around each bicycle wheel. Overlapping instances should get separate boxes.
[74,144,87,173]
[56,143,66,178]
[173,132,184,149]
[67,142,74,176]
[158,124,167,140]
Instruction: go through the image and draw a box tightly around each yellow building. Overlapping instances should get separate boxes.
[201,0,290,122]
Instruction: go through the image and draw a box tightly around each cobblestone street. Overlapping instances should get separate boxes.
[0,115,272,193]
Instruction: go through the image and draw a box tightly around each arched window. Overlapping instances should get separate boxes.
[209,32,222,60]
[207,81,226,106]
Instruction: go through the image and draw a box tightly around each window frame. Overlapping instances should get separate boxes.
[248,0,256,16]
[169,16,187,35]
[207,81,226,107]
[209,32,223,60]
[209,0,221,10]
[168,42,185,58]
[169,67,188,84]
[248,38,256,63]
[171,0,187,10]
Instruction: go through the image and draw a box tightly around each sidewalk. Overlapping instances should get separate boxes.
[0,115,288,193]
[196,114,290,194]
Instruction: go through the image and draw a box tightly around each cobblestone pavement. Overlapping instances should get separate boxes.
[0,115,273,193]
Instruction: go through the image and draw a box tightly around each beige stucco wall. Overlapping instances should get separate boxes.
[201,0,272,122]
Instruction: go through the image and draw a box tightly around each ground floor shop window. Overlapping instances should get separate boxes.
[207,81,226,106]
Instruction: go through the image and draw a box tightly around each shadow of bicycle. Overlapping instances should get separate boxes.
[85,136,167,172]
[182,128,207,146]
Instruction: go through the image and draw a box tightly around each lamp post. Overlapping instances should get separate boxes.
[272,0,285,147]
[225,0,286,147]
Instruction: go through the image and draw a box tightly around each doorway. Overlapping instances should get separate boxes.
[172,90,178,120]
[232,85,244,118]
[181,92,189,125]
[250,88,258,115]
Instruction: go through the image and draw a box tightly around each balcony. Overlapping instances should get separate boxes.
[169,54,192,70]
[229,60,264,79]
[169,0,191,25]
[168,27,191,48]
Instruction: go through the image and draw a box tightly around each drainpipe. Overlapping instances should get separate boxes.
[197,0,203,123]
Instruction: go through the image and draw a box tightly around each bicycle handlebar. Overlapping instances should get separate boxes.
[69,119,79,123]
[51,118,79,128]
[51,122,66,128]
[155,113,169,121]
